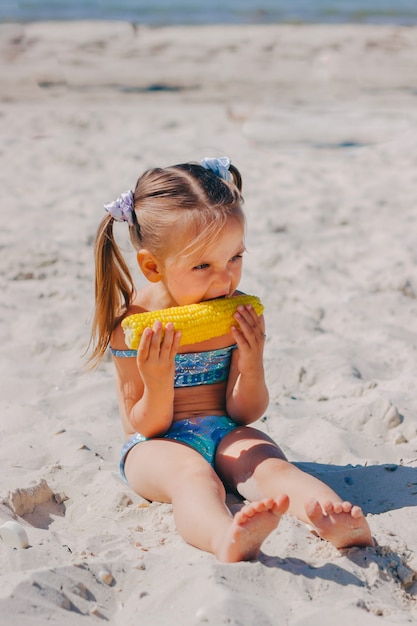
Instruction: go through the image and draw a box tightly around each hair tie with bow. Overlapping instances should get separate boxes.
[104,190,134,225]
[200,156,232,183]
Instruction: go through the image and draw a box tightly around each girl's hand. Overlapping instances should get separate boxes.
[137,321,181,390]
[231,304,265,374]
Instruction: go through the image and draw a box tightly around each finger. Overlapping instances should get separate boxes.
[137,327,153,362]
[230,324,248,349]
[148,321,163,352]
[245,306,266,335]
[257,313,266,335]
[236,304,264,329]
[161,322,174,345]
[167,330,182,360]
[231,324,258,354]
[233,307,253,334]
[234,308,265,343]
[236,304,255,323]
[244,303,260,321]
[232,314,252,340]
[172,330,182,353]
[160,322,176,354]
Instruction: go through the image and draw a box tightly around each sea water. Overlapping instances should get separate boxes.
[1,0,417,25]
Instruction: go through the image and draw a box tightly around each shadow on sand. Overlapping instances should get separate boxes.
[294,462,417,515]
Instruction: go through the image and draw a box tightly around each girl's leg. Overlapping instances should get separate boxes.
[124,439,289,562]
[215,427,374,549]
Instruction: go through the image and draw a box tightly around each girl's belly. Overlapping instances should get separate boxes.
[173,382,227,421]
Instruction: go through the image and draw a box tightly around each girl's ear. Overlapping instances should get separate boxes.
[137,250,163,283]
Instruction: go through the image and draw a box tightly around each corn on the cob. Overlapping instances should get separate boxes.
[122,294,264,348]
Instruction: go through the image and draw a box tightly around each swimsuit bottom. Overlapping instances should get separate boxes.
[120,415,238,483]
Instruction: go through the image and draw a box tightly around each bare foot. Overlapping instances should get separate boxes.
[216,495,289,563]
[305,499,374,549]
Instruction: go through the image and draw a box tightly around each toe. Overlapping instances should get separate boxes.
[351,505,364,519]
[274,494,289,514]
[305,499,324,523]
[322,500,334,515]
[333,502,343,514]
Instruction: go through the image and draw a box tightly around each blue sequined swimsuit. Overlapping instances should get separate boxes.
[111,345,238,482]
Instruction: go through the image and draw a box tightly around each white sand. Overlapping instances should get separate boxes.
[1,20,417,624]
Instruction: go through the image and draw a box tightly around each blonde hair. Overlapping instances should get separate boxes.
[87,161,244,367]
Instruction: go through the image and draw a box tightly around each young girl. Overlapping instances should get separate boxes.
[89,157,373,562]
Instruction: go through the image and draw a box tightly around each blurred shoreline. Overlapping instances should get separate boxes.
[1,0,417,26]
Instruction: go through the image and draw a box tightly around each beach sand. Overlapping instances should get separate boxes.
[1,20,417,624]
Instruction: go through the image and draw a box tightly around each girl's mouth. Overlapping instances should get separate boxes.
[203,295,227,302]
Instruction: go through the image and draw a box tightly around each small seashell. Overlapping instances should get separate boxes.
[135,562,146,570]
[393,431,408,444]
[53,492,69,505]
[98,569,114,585]
[0,521,29,548]
[90,604,105,618]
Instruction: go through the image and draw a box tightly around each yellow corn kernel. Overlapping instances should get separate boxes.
[122,294,264,348]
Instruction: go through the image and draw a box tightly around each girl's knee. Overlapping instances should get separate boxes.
[218,426,287,459]
[179,460,227,497]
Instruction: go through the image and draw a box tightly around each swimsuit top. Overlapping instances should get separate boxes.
[110,345,236,388]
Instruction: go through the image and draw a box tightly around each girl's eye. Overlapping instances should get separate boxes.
[193,263,209,270]
[231,254,243,262]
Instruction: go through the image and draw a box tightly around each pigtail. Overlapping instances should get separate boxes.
[229,164,242,192]
[86,214,135,368]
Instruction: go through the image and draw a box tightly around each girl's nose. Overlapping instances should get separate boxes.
[215,268,231,291]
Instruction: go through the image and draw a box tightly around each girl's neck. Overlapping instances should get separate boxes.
[134,283,177,312]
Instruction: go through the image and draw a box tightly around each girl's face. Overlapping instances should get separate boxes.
[161,217,245,306]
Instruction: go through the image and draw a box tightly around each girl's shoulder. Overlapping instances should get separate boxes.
[111,301,149,351]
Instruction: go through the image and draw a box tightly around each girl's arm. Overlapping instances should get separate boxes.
[112,322,181,437]
[225,305,269,424]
